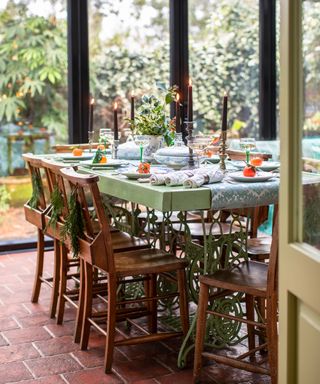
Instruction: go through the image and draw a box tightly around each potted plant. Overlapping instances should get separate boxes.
[128,86,176,161]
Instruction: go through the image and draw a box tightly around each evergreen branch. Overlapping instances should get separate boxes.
[29,172,43,209]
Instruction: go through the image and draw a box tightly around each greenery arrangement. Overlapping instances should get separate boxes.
[60,188,84,258]
[46,184,64,230]
[28,172,43,209]
[128,86,176,146]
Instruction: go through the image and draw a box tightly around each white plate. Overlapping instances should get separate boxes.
[121,172,151,180]
[201,155,220,164]
[81,159,127,168]
[61,154,94,161]
[230,161,280,172]
[228,171,275,182]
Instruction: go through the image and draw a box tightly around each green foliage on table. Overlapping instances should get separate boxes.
[127,86,176,146]
[0,2,68,141]
[92,148,105,163]
[61,188,84,258]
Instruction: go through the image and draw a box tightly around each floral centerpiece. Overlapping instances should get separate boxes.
[128,86,177,157]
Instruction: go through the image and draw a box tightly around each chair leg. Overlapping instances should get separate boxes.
[245,294,255,355]
[177,269,189,337]
[193,282,209,382]
[31,229,45,303]
[49,239,60,318]
[80,262,93,351]
[74,259,85,343]
[56,244,68,324]
[266,295,278,384]
[148,274,157,333]
[104,277,117,373]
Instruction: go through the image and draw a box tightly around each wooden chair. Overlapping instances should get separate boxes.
[193,209,278,384]
[59,167,190,373]
[41,159,150,332]
[52,143,100,153]
[23,153,60,318]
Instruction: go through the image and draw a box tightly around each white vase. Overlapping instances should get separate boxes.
[143,135,164,162]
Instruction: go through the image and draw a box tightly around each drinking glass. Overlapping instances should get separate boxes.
[240,138,256,163]
[99,128,114,147]
[134,135,150,162]
[187,135,212,167]
[88,131,94,152]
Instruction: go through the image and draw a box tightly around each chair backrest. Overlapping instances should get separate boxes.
[226,149,272,161]
[59,167,115,273]
[23,153,47,212]
[52,143,98,153]
[267,205,279,295]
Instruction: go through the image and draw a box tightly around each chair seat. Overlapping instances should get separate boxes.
[200,261,268,297]
[111,231,149,252]
[172,222,239,238]
[247,236,271,255]
[115,249,188,277]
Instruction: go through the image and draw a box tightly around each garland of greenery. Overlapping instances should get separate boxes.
[60,187,84,258]
[46,184,64,230]
[29,172,43,209]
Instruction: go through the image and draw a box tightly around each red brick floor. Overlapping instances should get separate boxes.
[0,250,271,384]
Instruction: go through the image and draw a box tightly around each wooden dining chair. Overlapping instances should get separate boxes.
[59,167,190,373]
[41,159,150,331]
[52,143,100,153]
[23,153,61,318]
[193,209,278,384]
[226,149,272,162]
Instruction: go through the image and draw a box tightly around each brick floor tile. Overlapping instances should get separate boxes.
[23,300,53,315]
[72,345,128,368]
[156,369,216,384]
[131,380,158,384]
[118,341,172,361]
[202,364,270,383]
[63,367,123,384]
[10,375,66,384]
[26,354,82,378]
[35,336,80,356]
[3,326,52,345]
[0,334,9,347]
[0,317,19,332]
[0,343,39,363]
[0,361,33,384]
[18,313,54,328]
[112,358,171,382]
[0,303,29,318]
[44,322,75,338]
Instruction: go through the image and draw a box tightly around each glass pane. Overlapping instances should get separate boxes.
[0,1,68,245]
[302,0,320,249]
[189,0,259,136]
[88,1,170,140]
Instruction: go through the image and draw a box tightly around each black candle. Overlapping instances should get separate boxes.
[89,96,94,132]
[131,91,135,121]
[222,92,228,131]
[176,92,181,133]
[187,78,193,122]
[114,102,118,140]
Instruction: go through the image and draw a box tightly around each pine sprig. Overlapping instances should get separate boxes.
[46,184,64,230]
[92,149,104,163]
[60,188,84,258]
[29,172,43,209]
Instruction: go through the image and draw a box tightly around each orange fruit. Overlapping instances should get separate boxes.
[243,165,256,177]
[99,156,107,164]
[97,144,105,151]
[250,157,263,166]
[72,148,83,156]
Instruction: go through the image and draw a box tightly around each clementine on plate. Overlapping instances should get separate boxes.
[72,148,83,156]
[99,156,107,163]
[250,157,263,166]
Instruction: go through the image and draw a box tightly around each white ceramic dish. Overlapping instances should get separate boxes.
[121,172,151,180]
[230,161,280,172]
[228,171,275,182]
[81,159,126,168]
[61,154,94,161]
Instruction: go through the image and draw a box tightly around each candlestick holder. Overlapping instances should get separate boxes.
[183,121,197,170]
[218,130,228,172]
[113,139,120,159]
[88,131,94,153]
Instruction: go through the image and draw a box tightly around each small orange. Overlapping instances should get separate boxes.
[99,156,107,164]
[72,148,83,156]
[97,144,105,151]
[250,157,263,166]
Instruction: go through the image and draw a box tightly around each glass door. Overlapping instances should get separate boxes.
[279,0,320,382]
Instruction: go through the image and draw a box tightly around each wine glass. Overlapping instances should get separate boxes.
[88,131,94,152]
[240,138,256,163]
[99,128,114,149]
[134,135,150,162]
[187,135,212,167]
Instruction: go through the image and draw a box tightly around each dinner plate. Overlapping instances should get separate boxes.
[61,154,94,161]
[121,172,151,180]
[201,155,220,164]
[228,171,275,182]
[230,161,280,172]
[81,159,127,168]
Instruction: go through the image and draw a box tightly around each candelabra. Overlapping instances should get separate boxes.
[218,130,228,171]
[113,139,119,159]
[184,121,197,169]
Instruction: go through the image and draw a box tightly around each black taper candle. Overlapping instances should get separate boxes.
[114,102,118,140]
[222,92,228,131]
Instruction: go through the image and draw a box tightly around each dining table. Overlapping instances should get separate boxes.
[35,152,320,367]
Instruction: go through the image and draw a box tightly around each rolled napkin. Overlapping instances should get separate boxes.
[183,168,224,188]
[150,173,167,186]
[165,170,195,186]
